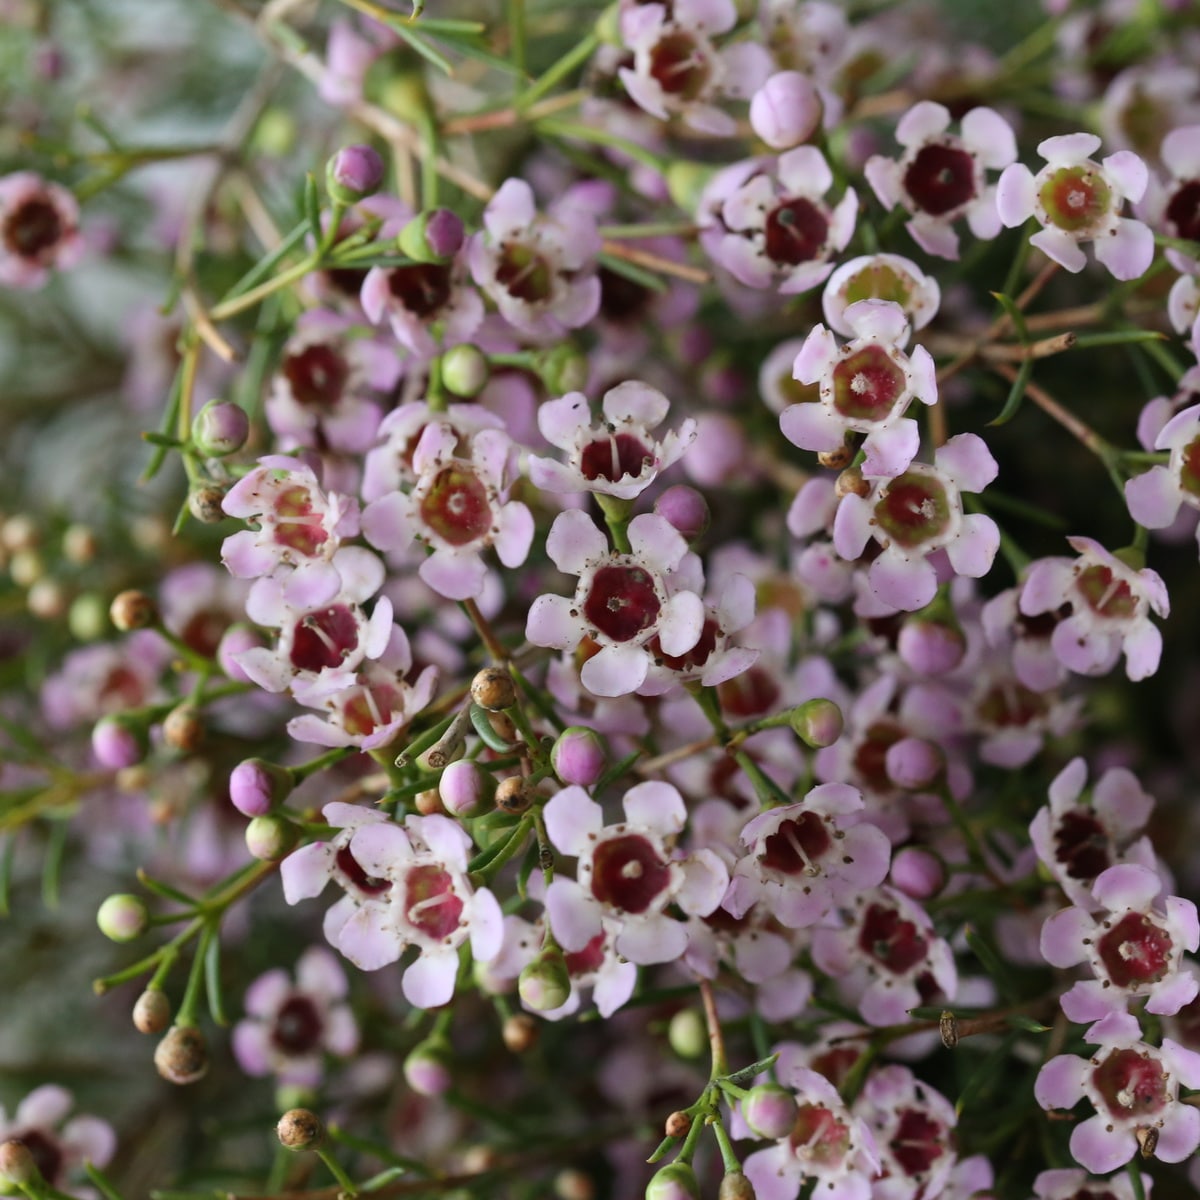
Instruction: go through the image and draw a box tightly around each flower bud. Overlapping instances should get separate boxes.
[646,1162,701,1200]
[277,1108,324,1151]
[404,1037,453,1096]
[555,1169,595,1200]
[245,814,299,862]
[897,614,966,676]
[162,704,204,753]
[230,758,294,817]
[399,208,465,264]
[551,726,607,788]
[742,1083,798,1140]
[91,716,146,770]
[69,592,109,641]
[1,514,39,553]
[532,343,588,394]
[789,698,843,748]
[188,485,228,525]
[885,736,943,790]
[518,948,571,1012]
[27,578,68,621]
[133,988,172,1034]
[664,1111,691,1138]
[217,623,266,683]
[192,400,250,458]
[109,589,157,632]
[719,1170,756,1200]
[441,344,490,397]
[889,846,945,900]
[154,1024,209,1085]
[0,1140,37,1189]
[667,1008,707,1059]
[9,549,44,588]
[665,161,719,212]
[471,666,515,711]
[654,486,710,541]
[502,1013,539,1053]
[97,893,149,943]
[495,776,533,815]
[750,71,822,150]
[439,759,489,817]
[62,524,98,564]
[326,144,385,203]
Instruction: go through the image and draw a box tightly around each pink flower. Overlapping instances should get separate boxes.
[997,133,1154,279]
[362,422,532,601]
[1018,537,1169,681]
[783,300,938,479]
[525,510,705,697]
[0,172,84,289]
[0,1086,115,1199]
[832,434,1000,611]
[1138,123,1200,274]
[528,381,697,500]
[1032,1168,1146,1200]
[760,0,848,79]
[40,631,169,730]
[1035,1010,1200,1174]
[232,946,359,1087]
[1042,863,1199,1022]
[821,254,941,342]
[467,179,601,340]
[865,101,1017,260]
[980,586,1069,693]
[543,782,729,965]
[1125,402,1200,553]
[705,148,857,293]
[724,782,892,928]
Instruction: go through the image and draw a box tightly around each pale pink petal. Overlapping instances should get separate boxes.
[1102,151,1148,203]
[966,188,1004,240]
[906,215,960,261]
[1122,618,1162,681]
[349,821,413,877]
[468,887,503,962]
[538,392,591,450]
[1163,125,1200,176]
[16,1085,72,1129]
[1092,862,1162,911]
[833,492,873,559]
[1039,906,1092,967]
[581,643,649,697]
[897,101,952,147]
[676,850,729,915]
[861,418,920,478]
[792,324,839,384]
[1155,1102,1200,1162]
[362,492,416,554]
[615,914,689,964]
[244,969,292,1017]
[846,298,909,343]
[337,905,403,971]
[544,786,604,857]
[961,107,1017,168]
[402,947,458,1008]
[1038,132,1102,164]
[296,946,348,1002]
[1093,217,1155,282]
[593,958,639,1017]
[603,380,670,428]
[946,514,1000,578]
[526,593,583,650]
[494,502,534,568]
[996,163,1037,227]
[870,554,939,611]
[547,509,607,574]
[628,512,687,573]
[658,591,705,656]
[1030,227,1089,273]
[545,878,602,951]
[779,401,845,452]
[622,780,686,835]
[1034,1053,1088,1109]
[1125,466,1180,528]
[280,843,332,904]
[61,1115,116,1168]
[864,156,902,210]
[937,432,998,492]
[1069,1114,1134,1174]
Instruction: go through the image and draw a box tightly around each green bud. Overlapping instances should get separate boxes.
[441,344,490,397]
[718,1170,756,1200]
[646,1162,701,1200]
[789,698,844,749]
[665,161,719,212]
[68,592,109,642]
[518,948,572,1012]
[245,814,299,862]
[97,893,149,943]
[404,1037,453,1096]
[532,343,588,394]
[667,1008,707,1059]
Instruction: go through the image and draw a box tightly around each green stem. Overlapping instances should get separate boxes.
[315,1147,359,1198]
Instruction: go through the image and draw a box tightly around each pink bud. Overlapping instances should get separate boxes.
[742,1082,798,1139]
[885,736,943,790]
[327,144,385,200]
[897,616,966,675]
[192,400,250,457]
[230,758,293,817]
[654,486,710,540]
[404,1039,453,1096]
[750,71,822,150]
[92,717,143,769]
[551,726,607,787]
[439,760,488,817]
[890,846,945,899]
[217,624,266,683]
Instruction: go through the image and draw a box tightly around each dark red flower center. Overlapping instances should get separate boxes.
[564,931,607,976]
[1053,810,1112,881]
[788,1104,850,1166]
[648,30,710,101]
[874,473,951,549]
[1166,179,1200,243]
[343,680,403,737]
[387,262,453,317]
[760,812,833,875]
[859,902,928,974]
[496,242,553,304]
[283,343,350,411]
[98,664,149,712]
[580,432,653,483]
[403,864,464,940]
[853,720,904,792]
[290,605,359,672]
[10,1131,63,1187]
[648,616,719,673]
[583,563,661,643]
[1074,564,1138,619]
[977,681,1048,728]
[181,607,230,658]
[764,198,829,265]
[272,484,329,557]
[1098,912,1173,987]
[272,994,325,1055]
[335,844,393,897]
[889,1108,946,1176]
[808,1045,861,1090]
[904,142,977,217]
[591,833,670,914]
[1178,436,1200,497]
[599,265,652,322]
[1093,1047,1169,1119]
[5,197,64,259]
[831,344,906,421]
[1039,165,1112,233]
[419,464,493,546]
[718,664,781,719]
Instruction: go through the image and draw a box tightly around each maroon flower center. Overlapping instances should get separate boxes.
[1039,165,1112,233]
[859,902,928,974]
[889,1108,946,1176]
[98,664,149,712]
[831,344,906,421]
[564,931,607,976]
[717,664,781,719]
[808,1045,861,1090]
[403,864,464,940]
[874,473,951,549]
[977,681,1048,728]
[419,464,493,546]
[343,680,403,737]
[903,142,977,217]
[764,198,829,265]
[1053,810,1112,881]
[181,607,230,658]
[760,812,832,876]
[853,720,904,792]
[5,197,64,260]
[648,30,710,101]
[283,343,350,411]
[1093,1047,1169,1119]
[580,432,653,483]
[272,994,325,1055]
[648,617,719,673]
[10,1131,63,1187]
[387,262,453,318]
[1178,436,1200,498]
[599,265,652,322]
[291,605,359,672]
[590,833,670,914]
[1166,180,1200,243]
[1074,564,1138,619]
[1067,1192,1118,1200]
[495,242,553,304]
[335,845,393,897]
[1097,912,1173,987]
[583,563,661,643]
[788,1104,850,1166]
[272,485,329,557]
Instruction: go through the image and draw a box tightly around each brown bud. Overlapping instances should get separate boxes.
[110,589,158,631]
[415,788,444,815]
[1,514,39,553]
[554,1168,596,1200]
[9,549,44,588]
[718,1170,756,1200]
[502,1013,539,1054]
[664,1110,692,1138]
[488,711,517,744]
[462,1145,500,1174]
[817,445,853,470]
[162,705,204,753]
[277,1108,324,1151]
[154,1024,209,1085]
[62,524,98,564]
[471,667,515,712]
[834,467,870,499]
[495,776,532,815]
[133,988,172,1034]
[0,1140,37,1188]
[188,486,228,524]
[27,579,68,621]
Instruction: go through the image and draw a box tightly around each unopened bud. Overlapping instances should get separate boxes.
[218,623,266,683]
[533,344,588,395]
[471,667,515,712]
[62,523,98,564]
[488,710,517,744]
[718,1170,756,1200]
[162,704,204,753]
[154,1024,209,1085]
[277,1107,324,1151]
[230,758,293,818]
[404,1038,453,1097]
[750,70,822,150]
[415,788,443,815]
[502,1013,539,1053]
[889,846,945,900]
[518,948,571,1012]
[555,1168,596,1200]
[439,759,489,817]
[27,578,68,621]
[495,776,532,815]
[192,400,250,457]
[97,893,149,943]
[834,465,869,496]
[246,814,299,862]
[667,1008,707,1059]
[92,716,146,770]
[0,1140,37,1189]
[110,589,157,632]
[884,736,943,790]
[133,988,172,1034]
[9,548,45,588]
[1,514,38,553]
[654,485,710,541]
[820,445,855,471]
[646,1162,701,1200]
[790,698,843,748]
[463,1145,500,1174]
[441,344,490,397]
[551,726,607,787]
[897,613,966,676]
[664,1110,692,1138]
[188,485,228,524]
[326,144,385,204]
[742,1083,797,1140]
[399,208,465,264]
[69,592,108,641]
